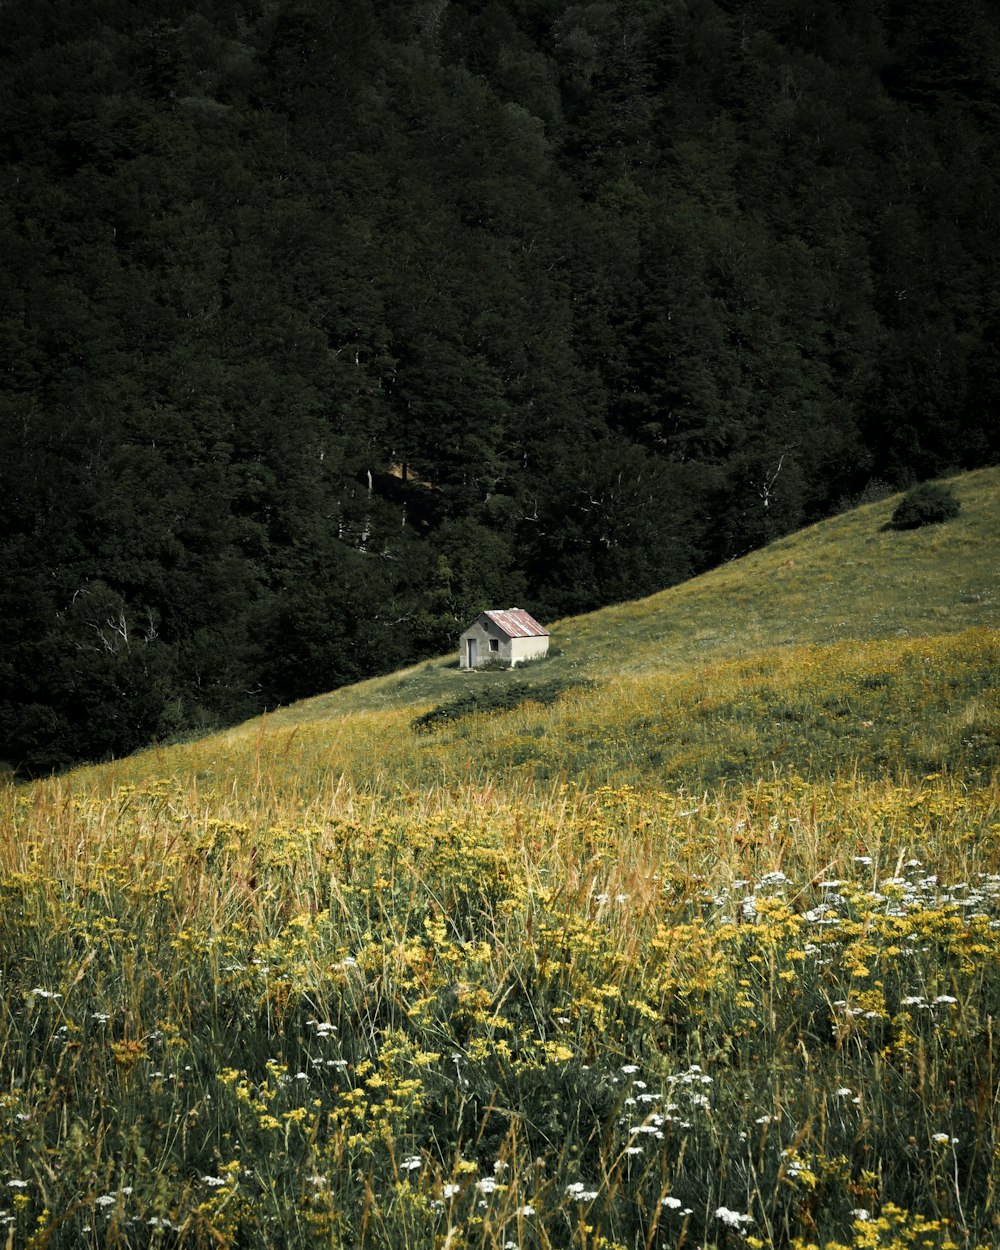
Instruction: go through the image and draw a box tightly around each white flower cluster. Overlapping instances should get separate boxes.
[715,1205,754,1230]
[711,860,1000,937]
[878,865,1000,920]
[618,1062,713,1143]
[431,1158,531,1214]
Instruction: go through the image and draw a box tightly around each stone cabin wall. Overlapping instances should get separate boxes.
[509,635,549,665]
[458,617,511,669]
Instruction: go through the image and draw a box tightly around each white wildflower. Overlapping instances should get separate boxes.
[716,1206,753,1229]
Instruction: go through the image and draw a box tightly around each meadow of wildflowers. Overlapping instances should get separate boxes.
[1,472,998,1248]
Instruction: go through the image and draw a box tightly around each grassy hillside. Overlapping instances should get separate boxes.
[268,464,999,722]
[1,471,999,1249]
[88,465,999,798]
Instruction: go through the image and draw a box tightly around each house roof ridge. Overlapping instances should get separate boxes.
[482,607,549,638]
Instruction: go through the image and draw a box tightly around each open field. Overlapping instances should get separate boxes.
[1,470,998,1248]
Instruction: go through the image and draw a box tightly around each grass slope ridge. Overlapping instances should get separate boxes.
[0,470,998,1249]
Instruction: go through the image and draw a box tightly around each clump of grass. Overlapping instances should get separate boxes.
[412,676,589,732]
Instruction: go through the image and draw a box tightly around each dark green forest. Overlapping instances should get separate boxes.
[2,0,998,774]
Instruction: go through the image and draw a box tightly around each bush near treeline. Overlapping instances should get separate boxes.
[890,482,962,529]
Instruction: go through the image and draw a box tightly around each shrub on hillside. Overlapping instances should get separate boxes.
[889,481,960,529]
[413,677,588,731]
[477,656,512,672]
[837,477,895,512]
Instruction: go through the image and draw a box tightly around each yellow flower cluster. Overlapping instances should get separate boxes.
[1,634,998,1247]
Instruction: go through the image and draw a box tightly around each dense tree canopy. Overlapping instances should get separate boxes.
[2,0,998,774]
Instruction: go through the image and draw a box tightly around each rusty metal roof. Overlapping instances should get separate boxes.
[483,608,549,638]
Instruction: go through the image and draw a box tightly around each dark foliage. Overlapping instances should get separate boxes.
[1,0,997,773]
[889,482,962,530]
[412,677,588,732]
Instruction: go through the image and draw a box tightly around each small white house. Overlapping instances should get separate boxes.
[458,608,549,670]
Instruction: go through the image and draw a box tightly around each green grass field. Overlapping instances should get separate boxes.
[1,470,998,1248]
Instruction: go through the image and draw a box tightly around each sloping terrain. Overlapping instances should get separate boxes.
[1,471,998,1248]
[262,465,999,726]
[83,467,998,798]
